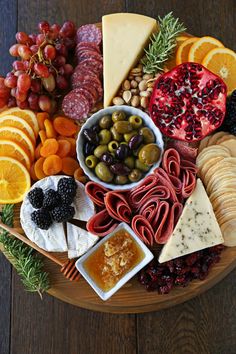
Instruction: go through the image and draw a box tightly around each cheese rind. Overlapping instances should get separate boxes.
[159,179,224,263]
[102,13,157,107]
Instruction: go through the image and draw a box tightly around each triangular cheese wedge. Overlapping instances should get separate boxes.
[67,222,98,259]
[159,179,224,263]
[102,13,157,107]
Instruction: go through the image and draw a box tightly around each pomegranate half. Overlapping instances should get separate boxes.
[149,62,227,142]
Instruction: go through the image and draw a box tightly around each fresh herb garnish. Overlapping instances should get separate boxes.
[142,12,186,74]
[0,204,50,298]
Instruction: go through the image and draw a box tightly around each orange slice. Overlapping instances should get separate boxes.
[165,35,190,70]
[176,37,199,65]
[0,115,36,144]
[0,156,31,204]
[0,108,39,138]
[202,47,236,94]
[0,126,34,161]
[188,36,224,63]
[0,139,31,170]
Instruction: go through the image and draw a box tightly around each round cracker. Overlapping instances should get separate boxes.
[198,136,211,153]
[221,219,236,247]
[216,134,236,145]
[220,139,236,157]
[207,132,228,146]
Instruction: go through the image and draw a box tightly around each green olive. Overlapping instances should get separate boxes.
[128,169,143,182]
[135,159,151,172]
[138,144,161,165]
[129,115,143,129]
[99,115,112,129]
[98,129,112,145]
[94,145,108,159]
[110,126,123,142]
[133,144,144,157]
[95,162,114,182]
[124,131,138,142]
[115,175,128,185]
[139,127,155,144]
[108,140,119,153]
[124,156,135,169]
[85,155,98,169]
[112,111,126,122]
[114,121,133,134]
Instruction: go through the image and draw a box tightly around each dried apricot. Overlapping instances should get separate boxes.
[43,155,62,175]
[58,136,76,156]
[44,119,57,138]
[34,157,47,179]
[37,112,49,130]
[76,175,88,184]
[39,130,47,144]
[57,139,71,158]
[74,167,84,180]
[30,163,38,181]
[53,116,78,136]
[35,143,42,159]
[61,157,79,176]
[40,138,59,157]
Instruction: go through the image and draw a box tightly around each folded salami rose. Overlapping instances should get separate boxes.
[180,159,198,173]
[129,175,158,210]
[162,148,181,177]
[86,209,118,237]
[136,186,171,214]
[138,197,160,223]
[131,215,154,246]
[153,168,178,203]
[105,191,132,223]
[153,201,183,244]
[181,170,197,198]
[85,181,110,207]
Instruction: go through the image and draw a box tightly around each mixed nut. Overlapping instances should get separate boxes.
[112,64,161,110]
[82,110,161,185]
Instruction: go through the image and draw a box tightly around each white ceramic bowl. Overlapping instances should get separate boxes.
[76,222,154,301]
[76,105,164,190]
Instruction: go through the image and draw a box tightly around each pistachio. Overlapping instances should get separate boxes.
[130,80,138,88]
[131,88,139,95]
[140,96,149,109]
[122,90,132,104]
[131,95,140,107]
[143,74,154,80]
[140,90,151,97]
[138,79,147,91]
[135,76,142,83]
[112,97,125,105]
[128,75,134,80]
[122,79,131,90]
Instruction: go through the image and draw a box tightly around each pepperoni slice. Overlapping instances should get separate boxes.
[85,181,110,207]
[131,215,154,246]
[62,89,90,121]
[76,24,102,46]
[105,191,132,223]
[86,209,118,237]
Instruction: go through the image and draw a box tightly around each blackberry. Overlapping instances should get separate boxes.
[222,90,236,134]
[28,188,44,209]
[57,177,77,205]
[51,205,75,223]
[43,189,62,210]
[31,208,52,230]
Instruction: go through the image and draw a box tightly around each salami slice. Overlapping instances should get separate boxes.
[72,87,96,110]
[85,181,109,207]
[77,51,103,63]
[131,215,154,246]
[76,42,101,54]
[105,191,132,224]
[181,170,197,198]
[62,89,90,121]
[76,24,102,46]
[167,140,198,162]
[153,168,178,203]
[162,148,181,177]
[86,209,118,237]
[180,159,198,173]
[138,197,160,223]
[129,175,158,209]
[77,59,103,76]
[71,82,99,102]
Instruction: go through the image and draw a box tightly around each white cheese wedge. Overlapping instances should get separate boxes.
[158,179,224,263]
[102,13,157,107]
[67,222,98,259]
[20,176,95,253]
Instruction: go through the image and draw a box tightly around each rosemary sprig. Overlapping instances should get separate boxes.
[0,205,50,298]
[142,12,186,74]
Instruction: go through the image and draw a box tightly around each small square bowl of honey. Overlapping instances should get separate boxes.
[76,222,154,301]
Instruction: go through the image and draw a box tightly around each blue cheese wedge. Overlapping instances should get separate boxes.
[158,179,224,263]
[67,222,98,259]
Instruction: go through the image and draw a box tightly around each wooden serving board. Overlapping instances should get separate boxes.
[1,203,236,314]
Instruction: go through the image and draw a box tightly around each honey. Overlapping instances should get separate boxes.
[84,229,145,291]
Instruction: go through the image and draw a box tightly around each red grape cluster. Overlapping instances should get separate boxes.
[0,20,76,112]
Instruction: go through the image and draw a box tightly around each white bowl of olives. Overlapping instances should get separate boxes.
[77,105,164,190]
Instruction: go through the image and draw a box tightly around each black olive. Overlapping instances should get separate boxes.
[91,124,100,133]
[83,141,96,157]
[110,163,131,175]
[101,152,114,166]
[115,144,130,160]
[83,128,99,145]
[128,134,143,150]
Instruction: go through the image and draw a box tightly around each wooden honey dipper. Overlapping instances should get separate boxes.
[0,221,81,282]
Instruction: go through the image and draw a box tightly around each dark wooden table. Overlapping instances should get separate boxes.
[1,1,236,353]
